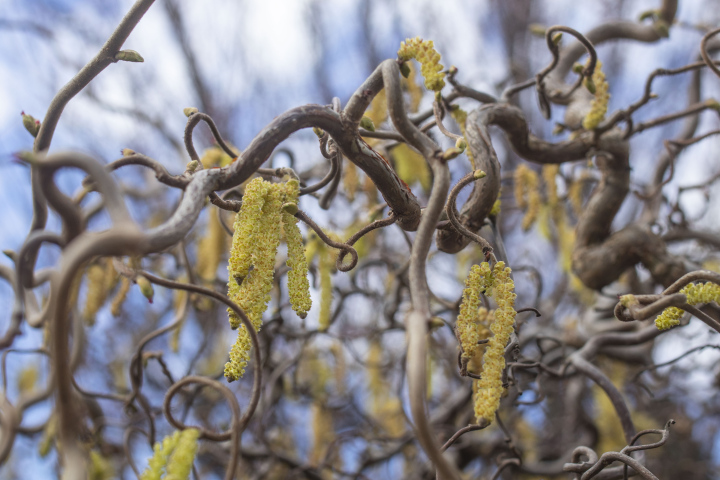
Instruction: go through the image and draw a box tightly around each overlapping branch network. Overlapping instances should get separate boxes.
[6,0,720,478]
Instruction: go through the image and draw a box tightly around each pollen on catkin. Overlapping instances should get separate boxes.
[582,60,610,130]
[655,282,720,330]
[196,207,227,281]
[140,429,199,480]
[397,37,445,91]
[110,276,131,317]
[165,428,200,480]
[282,180,312,319]
[140,430,181,480]
[83,259,117,325]
[450,106,476,170]
[513,164,540,231]
[318,247,334,331]
[456,263,493,361]
[472,261,517,424]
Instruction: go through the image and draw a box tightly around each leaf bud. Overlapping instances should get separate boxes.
[359,116,376,132]
[551,32,563,46]
[136,277,154,304]
[121,148,136,157]
[183,107,199,117]
[528,24,547,37]
[21,112,40,137]
[399,61,411,78]
[455,138,467,151]
[114,49,144,62]
[584,77,596,95]
[186,160,199,172]
[281,202,299,215]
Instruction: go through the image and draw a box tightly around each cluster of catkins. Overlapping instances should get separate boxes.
[140,428,200,480]
[225,177,311,382]
[654,282,720,330]
[457,261,517,424]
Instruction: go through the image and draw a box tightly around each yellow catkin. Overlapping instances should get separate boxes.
[200,146,235,169]
[366,87,387,127]
[343,161,359,202]
[467,308,493,377]
[170,276,189,353]
[582,60,610,130]
[88,450,114,480]
[330,342,346,395]
[141,430,181,480]
[282,181,312,319]
[110,276,131,317]
[318,249,334,331]
[592,359,628,453]
[17,364,38,394]
[390,143,432,193]
[397,37,446,91]
[456,263,493,361]
[655,282,720,330]
[367,340,405,437]
[38,416,57,457]
[165,428,200,480]
[542,164,559,209]
[196,207,227,281]
[83,259,117,325]
[450,106,476,170]
[473,262,517,424]
[513,164,540,231]
[309,402,334,468]
[228,177,270,294]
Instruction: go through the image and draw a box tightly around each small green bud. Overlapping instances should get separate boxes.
[706,99,720,111]
[572,63,584,74]
[21,112,40,137]
[359,116,376,132]
[136,277,154,304]
[442,146,464,161]
[455,138,467,151]
[282,202,299,215]
[121,148,135,157]
[399,62,411,78]
[312,127,325,138]
[473,169,487,179]
[114,49,144,63]
[447,65,458,76]
[528,24,547,37]
[638,9,658,22]
[584,77,596,95]
[183,107,199,117]
[186,160,200,172]
[428,316,445,331]
[551,32,563,46]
